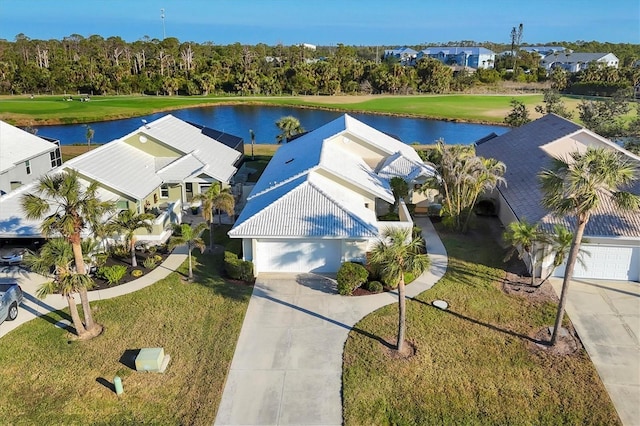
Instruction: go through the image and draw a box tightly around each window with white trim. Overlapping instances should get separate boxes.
[160,184,169,198]
[25,160,31,175]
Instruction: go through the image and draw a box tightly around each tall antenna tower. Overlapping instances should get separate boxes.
[160,8,166,40]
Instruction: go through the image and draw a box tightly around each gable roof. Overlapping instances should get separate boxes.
[230,114,432,239]
[475,114,640,238]
[0,120,59,174]
[138,115,242,183]
[420,46,495,56]
[541,52,617,64]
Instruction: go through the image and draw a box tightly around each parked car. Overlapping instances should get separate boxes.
[0,248,28,266]
[0,282,23,324]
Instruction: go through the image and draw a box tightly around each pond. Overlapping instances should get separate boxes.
[30,104,509,146]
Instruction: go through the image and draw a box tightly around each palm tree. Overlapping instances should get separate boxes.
[23,238,93,337]
[85,125,94,147]
[192,182,235,250]
[249,129,255,160]
[539,147,639,345]
[426,140,505,232]
[168,222,207,280]
[20,169,115,336]
[106,209,154,267]
[275,116,304,143]
[369,227,430,352]
[503,220,548,286]
[538,224,588,285]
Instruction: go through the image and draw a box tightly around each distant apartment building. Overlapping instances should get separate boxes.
[541,52,619,72]
[416,46,495,69]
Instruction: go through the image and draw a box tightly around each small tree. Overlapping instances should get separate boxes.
[535,90,573,119]
[106,209,154,267]
[168,222,207,280]
[504,99,531,127]
[389,177,409,213]
[249,129,255,160]
[503,220,549,286]
[192,182,235,250]
[275,116,304,143]
[85,125,94,147]
[369,227,430,352]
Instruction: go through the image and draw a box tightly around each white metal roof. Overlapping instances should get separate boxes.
[230,114,427,239]
[377,152,437,182]
[0,120,59,173]
[65,140,162,199]
[139,115,241,183]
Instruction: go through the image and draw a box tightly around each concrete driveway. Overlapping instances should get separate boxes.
[550,278,640,426]
[215,217,448,426]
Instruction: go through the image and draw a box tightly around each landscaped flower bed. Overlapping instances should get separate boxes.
[91,245,171,290]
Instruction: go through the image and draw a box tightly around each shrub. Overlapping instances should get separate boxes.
[147,245,157,254]
[143,257,157,269]
[131,269,143,278]
[97,264,128,286]
[368,281,383,293]
[112,244,130,258]
[153,254,163,263]
[224,251,254,282]
[337,262,369,296]
[412,226,422,239]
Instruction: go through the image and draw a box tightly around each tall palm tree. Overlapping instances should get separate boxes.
[369,227,430,352]
[23,238,93,337]
[106,209,154,267]
[168,222,207,280]
[20,169,115,335]
[192,182,235,250]
[275,116,304,143]
[539,147,639,345]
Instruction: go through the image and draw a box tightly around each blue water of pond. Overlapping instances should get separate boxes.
[30,104,509,146]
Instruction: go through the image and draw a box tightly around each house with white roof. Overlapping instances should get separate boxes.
[475,114,640,282]
[0,114,243,243]
[384,47,419,65]
[540,52,619,72]
[0,120,62,196]
[229,114,436,275]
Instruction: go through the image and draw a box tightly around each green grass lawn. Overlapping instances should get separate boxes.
[342,218,620,425]
[0,93,547,126]
[0,247,252,424]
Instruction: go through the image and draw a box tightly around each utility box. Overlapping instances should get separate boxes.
[135,347,170,373]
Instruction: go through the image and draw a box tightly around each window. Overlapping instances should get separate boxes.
[185,182,193,192]
[25,160,31,175]
[160,184,169,198]
[50,148,62,168]
[116,199,129,210]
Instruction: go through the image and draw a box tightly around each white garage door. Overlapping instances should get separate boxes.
[554,245,639,282]
[255,239,342,273]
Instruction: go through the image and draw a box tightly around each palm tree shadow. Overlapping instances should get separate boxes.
[409,297,548,346]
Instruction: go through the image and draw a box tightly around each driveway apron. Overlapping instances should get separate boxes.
[215,217,448,425]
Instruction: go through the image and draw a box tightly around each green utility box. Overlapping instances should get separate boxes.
[135,347,170,373]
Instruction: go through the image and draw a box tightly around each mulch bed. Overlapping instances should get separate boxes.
[91,248,171,291]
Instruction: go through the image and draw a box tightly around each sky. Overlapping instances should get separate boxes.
[0,0,638,46]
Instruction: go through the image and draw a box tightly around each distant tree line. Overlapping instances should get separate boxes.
[0,34,638,97]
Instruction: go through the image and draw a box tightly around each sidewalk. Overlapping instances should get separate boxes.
[0,246,187,338]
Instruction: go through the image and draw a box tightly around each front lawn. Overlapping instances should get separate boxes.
[0,249,252,424]
[342,218,620,425]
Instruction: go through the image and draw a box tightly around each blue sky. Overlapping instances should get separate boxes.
[0,0,638,46]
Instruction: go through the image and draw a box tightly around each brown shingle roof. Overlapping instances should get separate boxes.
[476,114,640,238]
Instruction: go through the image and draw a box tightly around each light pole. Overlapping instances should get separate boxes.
[160,8,166,40]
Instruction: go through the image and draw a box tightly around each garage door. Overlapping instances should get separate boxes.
[255,239,342,273]
[554,245,639,282]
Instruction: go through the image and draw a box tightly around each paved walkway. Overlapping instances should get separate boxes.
[549,278,640,426]
[215,217,448,425]
[0,246,187,338]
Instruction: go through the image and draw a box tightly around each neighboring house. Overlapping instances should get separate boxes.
[0,114,243,244]
[0,120,62,196]
[417,47,495,69]
[540,52,619,72]
[634,83,640,99]
[228,114,436,275]
[384,46,418,65]
[519,46,566,58]
[475,114,640,282]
